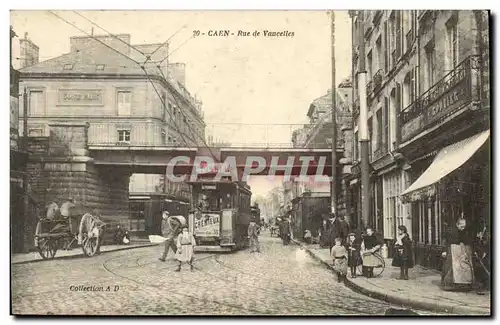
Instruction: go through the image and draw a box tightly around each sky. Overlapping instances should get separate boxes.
[10,10,352,197]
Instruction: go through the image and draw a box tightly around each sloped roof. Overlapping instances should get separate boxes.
[19,46,161,77]
[307,88,352,118]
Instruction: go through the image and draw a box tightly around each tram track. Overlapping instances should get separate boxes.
[101,253,268,314]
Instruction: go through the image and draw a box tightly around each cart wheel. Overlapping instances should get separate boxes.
[80,213,100,257]
[38,238,57,259]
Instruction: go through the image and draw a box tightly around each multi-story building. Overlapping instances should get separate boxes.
[10,27,32,253]
[18,33,206,237]
[347,10,490,269]
[290,82,353,215]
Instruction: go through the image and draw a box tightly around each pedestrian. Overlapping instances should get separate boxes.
[248,217,261,253]
[114,225,125,245]
[304,229,312,244]
[360,227,382,278]
[346,232,362,278]
[326,212,349,250]
[175,225,196,272]
[158,211,182,262]
[279,216,291,245]
[441,215,475,291]
[392,225,414,280]
[330,237,348,282]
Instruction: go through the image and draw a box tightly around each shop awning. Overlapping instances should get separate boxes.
[400,130,490,203]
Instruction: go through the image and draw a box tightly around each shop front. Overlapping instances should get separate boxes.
[400,129,490,270]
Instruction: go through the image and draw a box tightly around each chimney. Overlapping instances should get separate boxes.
[168,62,186,87]
[69,34,131,55]
[19,32,39,69]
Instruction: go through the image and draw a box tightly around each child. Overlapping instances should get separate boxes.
[304,229,312,244]
[330,237,348,282]
[392,225,413,280]
[175,226,196,272]
[346,232,362,278]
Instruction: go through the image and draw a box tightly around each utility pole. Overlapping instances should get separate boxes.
[357,11,371,227]
[330,10,338,215]
[22,87,30,252]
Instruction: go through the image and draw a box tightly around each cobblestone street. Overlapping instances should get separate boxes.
[12,234,443,315]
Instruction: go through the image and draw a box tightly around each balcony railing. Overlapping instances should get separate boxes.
[399,55,481,143]
[373,69,384,91]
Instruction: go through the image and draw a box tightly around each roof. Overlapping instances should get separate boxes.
[19,46,161,77]
[307,88,352,117]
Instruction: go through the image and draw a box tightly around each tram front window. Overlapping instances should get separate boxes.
[197,190,220,211]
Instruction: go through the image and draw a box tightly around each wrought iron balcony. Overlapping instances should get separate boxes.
[399,55,482,143]
[373,69,384,91]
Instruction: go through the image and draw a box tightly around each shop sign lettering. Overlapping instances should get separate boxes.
[59,90,103,105]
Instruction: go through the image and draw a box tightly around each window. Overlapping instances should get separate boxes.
[383,97,389,152]
[384,21,390,72]
[367,50,373,81]
[117,130,131,143]
[368,117,373,160]
[96,64,105,71]
[425,40,435,90]
[28,128,43,137]
[383,172,403,239]
[376,108,382,151]
[63,64,74,70]
[117,91,131,116]
[446,17,459,71]
[29,90,45,116]
[376,36,383,73]
[353,131,359,161]
[161,92,167,120]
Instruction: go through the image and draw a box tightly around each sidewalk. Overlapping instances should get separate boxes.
[12,241,155,264]
[292,239,491,315]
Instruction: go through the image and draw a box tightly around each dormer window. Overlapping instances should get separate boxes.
[63,64,74,70]
[96,64,105,71]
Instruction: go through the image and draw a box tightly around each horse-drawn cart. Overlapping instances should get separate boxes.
[34,213,106,259]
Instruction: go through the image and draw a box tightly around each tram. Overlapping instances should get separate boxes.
[188,180,253,252]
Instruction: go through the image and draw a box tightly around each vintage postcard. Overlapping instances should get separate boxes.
[9,9,490,316]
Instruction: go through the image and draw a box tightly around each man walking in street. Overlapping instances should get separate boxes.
[158,211,182,262]
[248,217,261,253]
[326,212,349,250]
[280,216,291,245]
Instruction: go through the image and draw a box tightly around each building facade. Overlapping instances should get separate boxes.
[347,10,490,269]
[18,33,205,238]
[10,27,32,253]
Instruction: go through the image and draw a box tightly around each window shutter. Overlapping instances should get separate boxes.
[395,83,402,146]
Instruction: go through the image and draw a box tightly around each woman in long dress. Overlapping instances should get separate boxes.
[361,227,382,278]
[392,225,414,280]
[175,226,196,272]
[441,216,474,291]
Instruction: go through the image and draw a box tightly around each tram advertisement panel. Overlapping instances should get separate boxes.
[194,213,220,237]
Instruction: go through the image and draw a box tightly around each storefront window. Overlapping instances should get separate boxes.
[383,171,403,239]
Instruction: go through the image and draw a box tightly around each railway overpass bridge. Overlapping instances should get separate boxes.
[26,122,351,226]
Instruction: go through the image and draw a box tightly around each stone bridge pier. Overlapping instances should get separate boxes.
[26,122,131,249]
